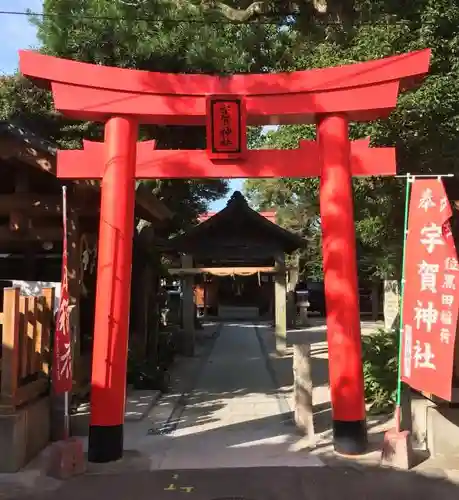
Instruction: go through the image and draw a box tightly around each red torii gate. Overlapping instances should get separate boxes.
[19,48,430,463]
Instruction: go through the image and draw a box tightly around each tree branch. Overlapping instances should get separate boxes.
[204,1,268,22]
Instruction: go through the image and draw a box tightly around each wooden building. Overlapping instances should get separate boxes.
[168,191,305,351]
[0,121,172,469]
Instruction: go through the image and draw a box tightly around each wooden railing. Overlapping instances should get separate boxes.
[0,287,55,409]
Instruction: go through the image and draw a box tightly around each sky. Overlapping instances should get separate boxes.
[0,1,247,212]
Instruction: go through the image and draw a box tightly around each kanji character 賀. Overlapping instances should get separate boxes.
[418,260,439,293]
[441,294,454,307]
[440,328,451,344]
[443,274,456,290]
[414,300,439,333]
[418,188,436,211]
[413,340,436,370]
[420,224,445,254]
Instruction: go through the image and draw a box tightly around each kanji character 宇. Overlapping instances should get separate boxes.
[418,260,439,293]
[413,340,436,370]
[420,224,445,254]
[440,328,451,344]
[443,274,456,290]
[418,188,436,211]
[441,294,454,307]
[440,310,453,325]
[414,300,439,333]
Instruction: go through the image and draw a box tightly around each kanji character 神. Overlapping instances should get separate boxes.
[443,274,456,290]
[414,300,439,333]
[420,223,445,254]
[440,328,451,344]
[418,188,436,211]
[413,340,436,370]
[441,294,454,307]
[418,260,439,293]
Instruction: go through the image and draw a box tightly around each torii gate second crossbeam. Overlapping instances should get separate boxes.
[19,48,431,463]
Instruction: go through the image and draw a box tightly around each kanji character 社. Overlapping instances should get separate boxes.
[413,340,436,370]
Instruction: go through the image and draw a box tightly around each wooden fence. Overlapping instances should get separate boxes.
[0,287,55,409]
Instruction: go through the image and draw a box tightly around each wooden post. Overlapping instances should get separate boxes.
[1,288,20,406]
[287,262,299,328]
[19,295,29,379]
[26,296,37,376]
[42,288,55,375]
[293,342,314,438]
[181,254,195,356]
[34,296,44,374]
[274,253,287,352]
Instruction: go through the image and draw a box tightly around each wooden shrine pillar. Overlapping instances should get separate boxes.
[88,117,137,463]
[287,263,299,328]
[181,254,196,356]
[274,253,287,352]
[318,114,367,455]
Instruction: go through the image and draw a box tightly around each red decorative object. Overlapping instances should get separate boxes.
[18,47,431,459]
[401,179,459,401]
[206,96,246,159]
[57,138,395,179]
[52,187,72,394]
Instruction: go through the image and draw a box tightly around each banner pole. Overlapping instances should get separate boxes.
[394,174,412,432]
[62,185,70,440]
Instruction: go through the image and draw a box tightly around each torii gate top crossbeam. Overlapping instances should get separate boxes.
[19,49,431,126]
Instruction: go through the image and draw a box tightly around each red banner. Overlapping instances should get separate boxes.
[206,96,247,159]
[401,178,459,401]
[52,187,73,394]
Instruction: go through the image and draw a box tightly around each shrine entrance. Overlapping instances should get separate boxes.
[168,190,304,327]
[18,48,431,462]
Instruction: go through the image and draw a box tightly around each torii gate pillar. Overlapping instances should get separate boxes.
[88,117,137,462]
[318,114,366,452]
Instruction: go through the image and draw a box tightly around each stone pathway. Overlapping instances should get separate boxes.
[139,322,323,469]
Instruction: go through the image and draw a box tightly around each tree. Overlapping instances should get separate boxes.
[6,0,291,230]
[245,0,459,281]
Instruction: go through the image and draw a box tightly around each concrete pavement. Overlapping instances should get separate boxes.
[139,322,323,469]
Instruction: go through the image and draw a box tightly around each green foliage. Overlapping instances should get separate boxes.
[362,328,398,414]
[245,0,459,281]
